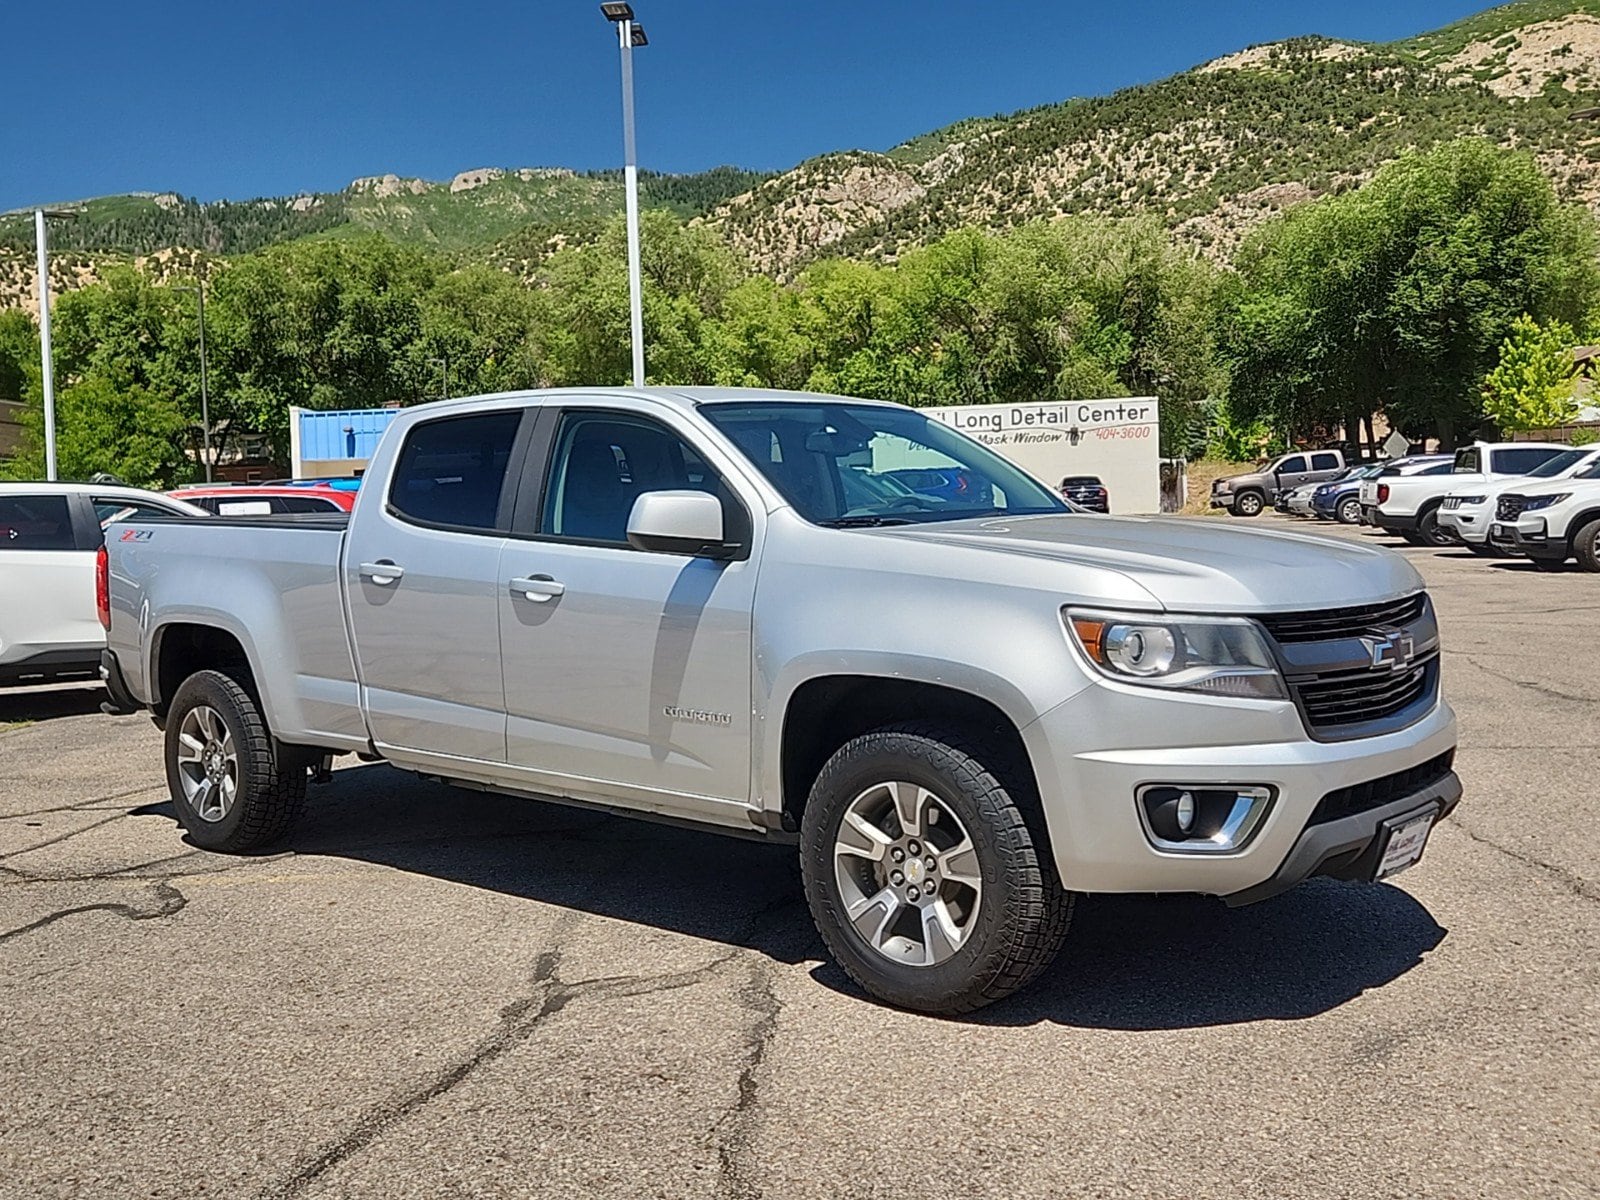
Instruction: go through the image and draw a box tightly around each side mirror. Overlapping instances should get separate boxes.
[626,491,728,557]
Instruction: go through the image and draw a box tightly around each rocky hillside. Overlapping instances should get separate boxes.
[10,1,1600,301]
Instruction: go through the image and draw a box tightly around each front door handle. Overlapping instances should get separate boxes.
[510,576,565,602]
[359,561,405,585]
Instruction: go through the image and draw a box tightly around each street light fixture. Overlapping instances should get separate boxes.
[33,208,79,481]
[171,276,214,482]
[601,1,648,388]
[427,355,450,399]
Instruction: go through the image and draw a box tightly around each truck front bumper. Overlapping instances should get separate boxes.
[1489,515,1565,559]
[1022,689,1459,902]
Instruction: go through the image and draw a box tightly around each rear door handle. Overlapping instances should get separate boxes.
[359,561,405,585]
[510,576,565,602]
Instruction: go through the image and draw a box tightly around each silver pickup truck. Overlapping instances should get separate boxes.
[102,388,1460,1013]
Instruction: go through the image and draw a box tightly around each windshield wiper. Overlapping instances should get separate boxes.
[818,515,916,528]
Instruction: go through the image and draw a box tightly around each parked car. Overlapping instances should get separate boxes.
[1371,443,1567,546]
[1358,456,1454,525]
[170,484,357,516]
[1438,447,1600,555]
[1488,458,1600,570]
[102,387,1459,1015]
[1275,480,1326,517]
[0,482,207,688]
[1058,475,1109,513]
[1311,464,1386,524]
[1210,448,1346,517]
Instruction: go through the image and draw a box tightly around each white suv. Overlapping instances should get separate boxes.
[1488,459,1600,571]
[1439,446,1600,554]
[0,483,207,687]
[1372,443,1567,546]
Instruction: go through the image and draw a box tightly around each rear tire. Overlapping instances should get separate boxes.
[1231,491,1264,517]
[1417,506,1453,548]
[799,723,1071,1014]
[1336,497,1362,524]
[164,670,308,853]
[1573,518,1600,573]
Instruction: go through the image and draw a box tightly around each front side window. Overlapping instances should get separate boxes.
[389,411,521,532]
[540,412,724,544]
[1575,458,1600,481]
[93,499,179,527]
[0,495,76,551]
[1277,456,1307,474]
[702,402,1064,526]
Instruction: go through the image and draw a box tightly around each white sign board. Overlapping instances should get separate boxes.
[915,398,1161,514]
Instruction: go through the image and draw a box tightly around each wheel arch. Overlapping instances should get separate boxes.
[777,674,1042,834]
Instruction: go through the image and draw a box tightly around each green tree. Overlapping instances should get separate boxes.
[3,375,188,486]
[1481,314,1579,432]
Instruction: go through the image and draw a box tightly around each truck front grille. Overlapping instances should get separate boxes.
[1257,594,1427,644]
[1292,661,1434,729]
[1258,593,1439,739]
[1497,495,1527,521]
[1309,750,1456,826]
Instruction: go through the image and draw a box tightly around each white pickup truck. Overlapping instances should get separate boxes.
[101,388,1461,1013]
[1370,442,1567,546]
[0,482,206,688]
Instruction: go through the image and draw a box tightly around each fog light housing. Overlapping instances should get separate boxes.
[1138,784,1274,853]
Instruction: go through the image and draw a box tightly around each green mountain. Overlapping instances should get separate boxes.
[7,0,1600,293]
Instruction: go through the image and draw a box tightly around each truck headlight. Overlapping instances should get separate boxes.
[1065,609,1287,700]
[1520,494,1568,511]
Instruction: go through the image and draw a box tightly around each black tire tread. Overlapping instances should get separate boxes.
[1572,517,1600,573]
[801,721,1072,1015]
[168,670,308,853]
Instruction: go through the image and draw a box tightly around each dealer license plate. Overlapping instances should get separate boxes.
[1377,812,1435,880]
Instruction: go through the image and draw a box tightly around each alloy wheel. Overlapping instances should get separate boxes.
[175,704,239,823]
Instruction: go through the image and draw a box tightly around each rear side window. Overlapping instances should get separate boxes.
[389,411,521,532]
[1419,463,1454,476]
[1454,448,1482,473]
[1311,453,1340,470]
[1491,447,1562,474]
[276,496,340,514]
[0,495,76,551]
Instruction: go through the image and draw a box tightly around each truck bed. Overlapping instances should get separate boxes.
[105,513,366,750]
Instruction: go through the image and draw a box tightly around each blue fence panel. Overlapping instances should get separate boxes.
[298,408,401,463]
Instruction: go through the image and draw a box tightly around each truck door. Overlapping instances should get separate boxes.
[1273,454,1310,492]
[344,408,526,763]
[495,405,758,825]
[1308,452,1343,483]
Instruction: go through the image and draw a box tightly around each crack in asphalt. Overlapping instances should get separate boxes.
[0,879,187,944]
[1445,814,1599,905]
[714,960,783,1200]
[253,920,747,1200]
[1444,651,1598,706]
[0,811,143,862]
[0,784,165,823]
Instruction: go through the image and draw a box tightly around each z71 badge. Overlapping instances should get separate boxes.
[119,529,154,542]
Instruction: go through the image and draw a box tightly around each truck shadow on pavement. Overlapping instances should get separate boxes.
[157,762,1447,1032]
[0,685,106,725]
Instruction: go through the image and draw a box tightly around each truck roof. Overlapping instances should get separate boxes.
[404,386,907,418]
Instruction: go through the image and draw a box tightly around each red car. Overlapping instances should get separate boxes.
[167,485,356,516]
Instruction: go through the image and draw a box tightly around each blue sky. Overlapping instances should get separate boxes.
[3,0,1490,211]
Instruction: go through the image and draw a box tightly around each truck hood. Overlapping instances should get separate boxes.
[874,514,1423,613]
[1502,477,1600,498]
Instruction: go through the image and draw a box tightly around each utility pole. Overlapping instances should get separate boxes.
[601,3,649,387]
[173,275,213,482]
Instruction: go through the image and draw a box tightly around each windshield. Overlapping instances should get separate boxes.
[1527,449,1590,479]
[701,401,1067,525]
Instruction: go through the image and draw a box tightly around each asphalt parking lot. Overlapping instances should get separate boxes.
[2,516,1597,1200]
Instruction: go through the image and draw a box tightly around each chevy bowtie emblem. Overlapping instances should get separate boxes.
[1363,627,1416,671]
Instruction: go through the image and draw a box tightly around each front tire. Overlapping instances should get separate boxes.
[799,723,1071,1014]
[1231,491,1264,517]
[1336,497,1362,525]
[1573,518,1600,572]
[164,670,308,853]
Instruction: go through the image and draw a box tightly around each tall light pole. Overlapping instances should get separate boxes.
[172,276,213,482]
[34,209,77,481]
[428,355,449,399]
[601,2,648,388]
